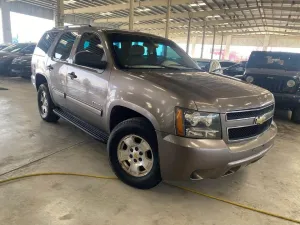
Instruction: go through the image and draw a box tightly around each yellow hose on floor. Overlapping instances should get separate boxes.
[0,172,299,224]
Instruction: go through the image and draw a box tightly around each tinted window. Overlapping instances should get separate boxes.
[53,32,77,61]
[76,32,105,60]
[108,32,198,70]
[21,45,36,54]
[248,51,300,71]
[36,32,59,55]
[196,61,210,71]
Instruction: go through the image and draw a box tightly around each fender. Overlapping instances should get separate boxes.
[105,99,160,133]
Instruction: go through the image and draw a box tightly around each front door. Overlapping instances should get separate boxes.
[48,31,77,108]
[65,32,110,130]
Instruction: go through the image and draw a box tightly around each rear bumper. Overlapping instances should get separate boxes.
[273,93,300,109]
[157,122,277,181]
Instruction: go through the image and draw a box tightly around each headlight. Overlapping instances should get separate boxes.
[246,76,254,83]
[175,107,221,139]
[287,80,296,88]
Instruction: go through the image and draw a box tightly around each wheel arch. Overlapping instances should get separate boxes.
[106,101,160,133]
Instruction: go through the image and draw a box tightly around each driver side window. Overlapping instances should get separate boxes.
[76,32,106,64]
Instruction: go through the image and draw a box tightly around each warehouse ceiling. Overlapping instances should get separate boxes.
[12,0,300,37]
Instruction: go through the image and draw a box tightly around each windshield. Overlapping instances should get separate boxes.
[247,51,300,71]
[106,32,199,70]
[1,43,28,53]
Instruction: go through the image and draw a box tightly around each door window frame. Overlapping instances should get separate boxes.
[51,31,79,64]
[70,31,108,74]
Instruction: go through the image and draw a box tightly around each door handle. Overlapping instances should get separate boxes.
[68,72,77,79]
[47,65,53,71]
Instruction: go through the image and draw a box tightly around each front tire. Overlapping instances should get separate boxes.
[108,118,161,189]
[292,107,300,124]
[37,84,59,122]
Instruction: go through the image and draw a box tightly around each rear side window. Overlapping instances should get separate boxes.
[53,32,77,61]
[35,32,59,56]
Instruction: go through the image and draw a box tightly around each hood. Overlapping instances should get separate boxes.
[128,70,274,113]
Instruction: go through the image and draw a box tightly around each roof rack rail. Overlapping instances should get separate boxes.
[52,24,92,29]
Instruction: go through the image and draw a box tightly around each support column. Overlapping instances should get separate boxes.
[191,37,197,57]
[186,17,192,53]
[165,0,171,38]
[224,35,232,60]
[219,33,224,60]
[129,0,134,30]
[263,34,270,51]
[200,23,206,58]
[0,0,12,43]
[55,0,64,27]
[211,27,216,60]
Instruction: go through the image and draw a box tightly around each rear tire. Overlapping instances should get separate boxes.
[108,118,161,189]
[37,84,59,123]
[292,107,300,124]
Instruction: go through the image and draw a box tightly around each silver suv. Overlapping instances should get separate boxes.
[31,26,277,189]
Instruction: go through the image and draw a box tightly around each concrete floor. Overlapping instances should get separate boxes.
[0,77,299,225]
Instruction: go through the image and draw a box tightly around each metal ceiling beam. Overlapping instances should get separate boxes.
[147,25,300,36]
[64,0,194,15]
[119,16,300,30]
[94,6,300,24]
[94,6,258,23]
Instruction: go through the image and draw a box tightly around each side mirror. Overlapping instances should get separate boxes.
[74,51,107,70]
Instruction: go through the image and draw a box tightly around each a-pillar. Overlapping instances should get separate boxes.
[263,35,270,51]
[0,0,12,43]
[224,35,232,60]
[54,0,64,27]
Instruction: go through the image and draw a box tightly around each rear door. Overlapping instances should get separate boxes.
[65,31,110,129]
[47,31,78,108]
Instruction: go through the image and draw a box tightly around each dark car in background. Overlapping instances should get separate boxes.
[0,44,10,50]
[11,54,33,78]
[0,43,36,75]
[219,60,236,70]
[244,51,300,123]
[223,61,247,78]
[193,58,222,74]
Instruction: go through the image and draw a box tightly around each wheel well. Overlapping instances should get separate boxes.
[110,106,155,132]
[36,74,47,90]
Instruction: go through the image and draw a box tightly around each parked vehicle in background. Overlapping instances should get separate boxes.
[244,51,300,123]
[0,43,36,75]
[193,58,222,74]
[31,26,277,189]
[11,54,33,78]
[219,60,236,70]
[0,44,10,50]
[223,61,247,78]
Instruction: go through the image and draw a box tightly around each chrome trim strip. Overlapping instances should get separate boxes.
[226,103,275,121]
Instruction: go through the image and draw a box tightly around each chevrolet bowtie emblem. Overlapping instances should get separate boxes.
[255,115,267,125]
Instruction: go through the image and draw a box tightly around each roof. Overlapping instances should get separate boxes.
[18,0,300,38]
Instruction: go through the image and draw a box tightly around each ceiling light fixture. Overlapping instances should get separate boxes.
[189,2,206,7]
[206,15,220,18]
[65,0,76,4]
[136,7,151,12]
[100,12,113,16]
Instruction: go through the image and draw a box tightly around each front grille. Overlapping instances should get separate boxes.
[228,118,272,141]
[251,75,298,94]
[227,104,274,120]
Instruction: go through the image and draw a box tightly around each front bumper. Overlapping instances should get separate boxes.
[273,93,300,109]
[157,122,277,181]
[11,64,31,77]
